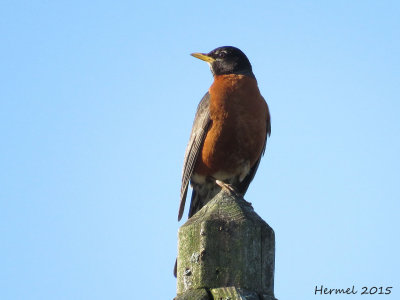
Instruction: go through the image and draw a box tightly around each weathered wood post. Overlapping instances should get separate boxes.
[175,190,277,300]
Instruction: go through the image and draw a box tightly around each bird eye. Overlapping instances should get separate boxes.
[219,51,226,58]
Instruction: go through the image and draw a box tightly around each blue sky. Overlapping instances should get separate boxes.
[1,1,399,299]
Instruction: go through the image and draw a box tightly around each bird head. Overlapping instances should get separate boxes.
[191,46,254,77]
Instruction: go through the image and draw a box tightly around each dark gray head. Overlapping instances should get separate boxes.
[191,46,254,77]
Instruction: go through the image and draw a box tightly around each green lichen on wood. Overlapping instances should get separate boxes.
[174,288,211,300]
[176,190,276,299]
[211,286,259,299]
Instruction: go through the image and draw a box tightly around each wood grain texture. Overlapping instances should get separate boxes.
[176,190,276,299]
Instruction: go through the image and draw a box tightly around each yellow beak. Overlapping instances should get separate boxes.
[190,52,215,63]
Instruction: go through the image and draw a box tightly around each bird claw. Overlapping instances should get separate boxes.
[214,179,252,206]
[215,180,241,197]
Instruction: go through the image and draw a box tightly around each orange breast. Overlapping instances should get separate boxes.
[194,74,269,178]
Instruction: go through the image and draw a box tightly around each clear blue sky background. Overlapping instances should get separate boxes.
[1,1,399,299]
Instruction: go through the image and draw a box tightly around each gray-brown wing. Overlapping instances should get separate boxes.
[178,93,211,221]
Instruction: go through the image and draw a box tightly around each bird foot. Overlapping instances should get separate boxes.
[214,179,252,206]
[215,180,240,197]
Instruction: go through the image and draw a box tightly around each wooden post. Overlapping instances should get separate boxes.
[175,190,277,300]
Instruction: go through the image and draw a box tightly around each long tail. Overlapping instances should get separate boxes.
[188,182,221,218]
[173,258,177,277]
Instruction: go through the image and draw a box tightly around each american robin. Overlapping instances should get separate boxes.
[178,46,271,221]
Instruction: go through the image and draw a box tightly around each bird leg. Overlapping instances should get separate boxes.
[214,179,252,206]
[215,179,240,197]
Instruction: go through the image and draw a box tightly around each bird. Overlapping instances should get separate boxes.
[178,46,271,222]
